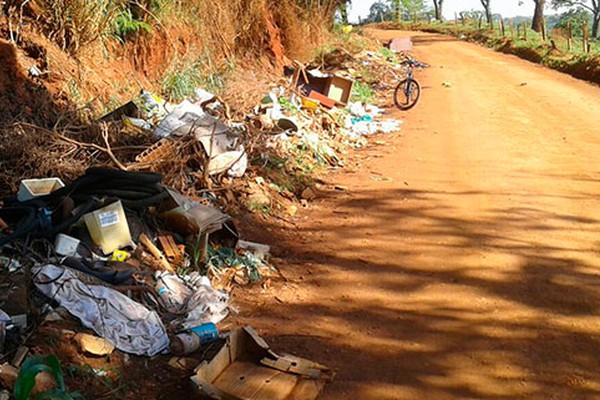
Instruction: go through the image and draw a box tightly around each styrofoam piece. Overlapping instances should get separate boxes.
[17,178,65,201]
[54,233,80,256]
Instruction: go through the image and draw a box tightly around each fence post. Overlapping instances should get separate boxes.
[541,18,547,42]
[510,20,515,39]
[523,22,528,41]
[567,22,572,51]
[500,18,505,37]
[583,20,590,53]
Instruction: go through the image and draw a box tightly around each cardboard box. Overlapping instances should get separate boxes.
[293,67,354,107]
[326,76,354,105]
[191,326,333,400]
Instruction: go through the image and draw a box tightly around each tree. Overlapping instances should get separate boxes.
[552,0,600,37]
[402,0,428,20]
[480,0,492,24]
[339,2,349,24]
[366,1,393,22]
[532,0,546,32]
[391,0,401,22]
[553,7,593,35]
[432,0,444,20]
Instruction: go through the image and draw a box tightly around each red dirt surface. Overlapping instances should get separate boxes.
[18,29,600,399]
[231,29,600,399]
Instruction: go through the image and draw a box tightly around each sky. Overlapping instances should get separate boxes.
[348,0,540,23]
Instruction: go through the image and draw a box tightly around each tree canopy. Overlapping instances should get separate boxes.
[552,0,600,36]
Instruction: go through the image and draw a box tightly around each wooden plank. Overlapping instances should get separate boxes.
[139,233,174,273]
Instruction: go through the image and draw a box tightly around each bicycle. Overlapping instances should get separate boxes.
[393,54,429,111]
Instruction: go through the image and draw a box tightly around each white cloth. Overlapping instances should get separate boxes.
[34,264,169,356]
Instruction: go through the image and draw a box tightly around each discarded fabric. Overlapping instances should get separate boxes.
[33,264,169,356]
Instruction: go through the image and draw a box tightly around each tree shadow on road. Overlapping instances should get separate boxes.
[239,184,600,399]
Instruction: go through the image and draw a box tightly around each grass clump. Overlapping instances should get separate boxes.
[161,56,226,102]
[351,81,375,104]
[114,9,152,43]
[38,0,124,54]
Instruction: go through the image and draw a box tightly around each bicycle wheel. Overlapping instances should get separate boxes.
[394,78,421,110]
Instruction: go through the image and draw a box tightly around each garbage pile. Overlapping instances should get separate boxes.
[0,166,334,398]
[0,43,405,399]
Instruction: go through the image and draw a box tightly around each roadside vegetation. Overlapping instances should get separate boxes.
[0,0,342,118]
[366,0,600,85]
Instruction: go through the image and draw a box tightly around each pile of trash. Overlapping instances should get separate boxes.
[0,43,406,399]
[0,167,334,398]
[0,167,262,353]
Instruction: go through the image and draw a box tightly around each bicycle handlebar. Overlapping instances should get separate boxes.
[402,58,429,69]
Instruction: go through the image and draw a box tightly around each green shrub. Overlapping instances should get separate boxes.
[114,9,152,43]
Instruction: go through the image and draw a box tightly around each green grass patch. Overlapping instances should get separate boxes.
[160,54,227,102]
[351,81,375,104]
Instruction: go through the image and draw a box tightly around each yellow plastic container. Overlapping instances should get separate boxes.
[301,96,320,111]
[83,201,132,254]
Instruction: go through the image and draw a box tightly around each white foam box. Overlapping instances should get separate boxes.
[18,178,65,201]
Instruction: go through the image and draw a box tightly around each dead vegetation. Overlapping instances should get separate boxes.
[0,0,346,200]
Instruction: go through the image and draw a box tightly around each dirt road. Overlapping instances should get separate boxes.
[236,30,600,399]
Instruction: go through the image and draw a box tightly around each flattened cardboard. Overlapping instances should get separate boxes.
[191,326,333,400]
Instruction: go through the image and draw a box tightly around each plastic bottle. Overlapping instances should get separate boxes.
[170,322,219,356]
[154,272,189,313]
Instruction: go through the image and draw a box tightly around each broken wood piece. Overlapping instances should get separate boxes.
[158,234,185,265]
[139,233,175,273]
[133,248,164,271]
[11,346,29,368]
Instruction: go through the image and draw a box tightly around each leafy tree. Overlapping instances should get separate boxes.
[364,0,428,23]
[432,0,444,20]
[402,0,428,19]
[553,7,593,35]
[552,0,600,37]
[339,1,349,24]
[367,0,393,22]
